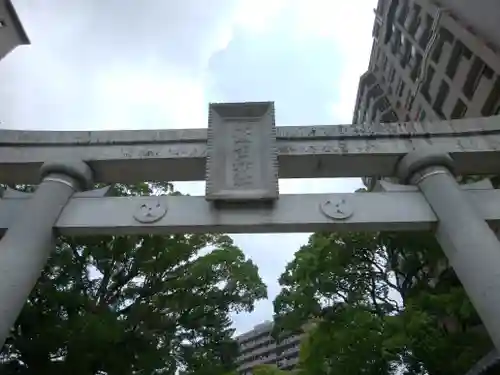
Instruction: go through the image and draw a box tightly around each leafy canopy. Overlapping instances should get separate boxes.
[274,230,492,375]
[0,182,267,375]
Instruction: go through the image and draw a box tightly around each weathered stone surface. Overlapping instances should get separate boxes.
[205,102,278,202]
[0,187,498,236]
[0,115,499,184]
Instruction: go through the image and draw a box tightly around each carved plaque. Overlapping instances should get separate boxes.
[206,102,279,202]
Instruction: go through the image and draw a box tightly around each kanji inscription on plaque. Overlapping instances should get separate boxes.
[205,102,279,202]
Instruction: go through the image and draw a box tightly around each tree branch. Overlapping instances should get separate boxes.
[64,238,90,298]
[369,274,383,316]
[96,259,116,306]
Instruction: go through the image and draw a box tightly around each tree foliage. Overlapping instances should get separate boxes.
[252,364,291,375]
[274,230,493,375]
[0,183,267,375]
[224,364,291,375]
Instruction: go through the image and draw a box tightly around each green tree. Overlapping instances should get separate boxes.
[0,182,267,375]
[273,230,492,375]
[252,364,292,375]
[224,364,292,375]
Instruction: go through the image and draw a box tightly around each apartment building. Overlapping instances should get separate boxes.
[353,1,500,373]
[235,321,304,374]
[353,0,500,189]
[0,0,29,61]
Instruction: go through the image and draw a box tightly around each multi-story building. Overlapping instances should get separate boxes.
[353,0,500,189]
[235,320,304,374]
[353,1,500,373]
[0,0,29,61]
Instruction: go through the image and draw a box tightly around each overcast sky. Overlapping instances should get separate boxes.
[2,0,376,334]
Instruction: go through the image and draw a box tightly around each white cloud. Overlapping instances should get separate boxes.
[231,0,287,34]
[2,0,376,333]
[93,62,208,129]
[281,0,377,122]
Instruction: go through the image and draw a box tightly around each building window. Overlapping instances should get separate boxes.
[395,77,402,92]
[397,79,406,98]
[376,0,386,15]
[397,0,410,26]
[384,0,399,44]
[431,31,444,63]
[433,81,450,119]
[462,57,494,100]
[411,45,417,59]
[391,28,402,54]
[374,46,381,64]
[389,67,396,84]
[418,15,433,49]
[451,99,468,119]
[481,77,500,116]
[431,28,454,65]
[409,14,421,36]
[400,39,411,68]
[410,52,423,82]
[405,4,422,36]
[421,66,436,103]
[405,86,413,104]
[446,41,472,80]
[373,21,381,38]
[415,22,426,45]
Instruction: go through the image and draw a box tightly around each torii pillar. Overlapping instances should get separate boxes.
[397,149,500,351]
[0,160,92,346]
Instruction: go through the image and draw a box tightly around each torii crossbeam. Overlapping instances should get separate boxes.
[1,102,500,353]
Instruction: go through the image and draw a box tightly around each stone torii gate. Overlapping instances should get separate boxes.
[1,102,500,352]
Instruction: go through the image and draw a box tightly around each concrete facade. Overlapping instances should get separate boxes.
[235,321,304,374]
[435,0,500,52]
[0,0,29,61]
[353,0,500,189]
[353,1,500,371]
